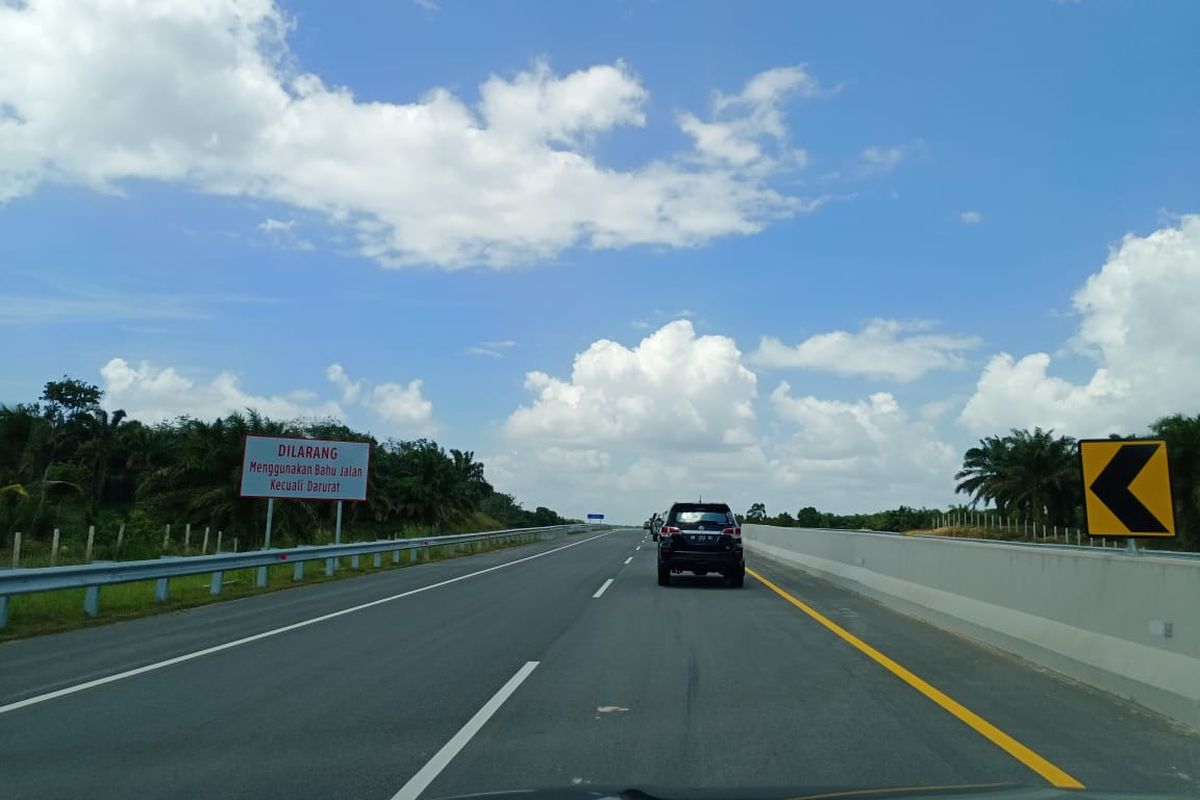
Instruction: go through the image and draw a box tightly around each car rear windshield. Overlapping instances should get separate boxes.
[669,507,734,529]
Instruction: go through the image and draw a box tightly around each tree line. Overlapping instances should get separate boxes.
[953,416,1199,551]
[1,377,574,556]
[742,503,941,533]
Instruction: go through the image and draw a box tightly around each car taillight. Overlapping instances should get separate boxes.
[661,526,681,534]
[722,527,741,537]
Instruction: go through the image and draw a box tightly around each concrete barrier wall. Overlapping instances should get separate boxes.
[743,525,1200,729]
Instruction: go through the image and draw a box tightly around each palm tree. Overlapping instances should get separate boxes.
[956,428,1080,528]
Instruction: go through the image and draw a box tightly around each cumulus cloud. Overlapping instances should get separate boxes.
[769,383,959,507]
[490,319,962,521]
[326,363,434,433]
[0,2,828,268]
[100,358,343,422]
[959,215,1200,436]
[503,320,757,450]
[751,319,981,381]
[960,210,983,225]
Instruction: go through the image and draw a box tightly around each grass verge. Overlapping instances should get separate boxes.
[0,534,542,643]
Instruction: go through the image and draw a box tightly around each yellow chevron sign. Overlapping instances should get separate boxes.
[1080,439,1175,537]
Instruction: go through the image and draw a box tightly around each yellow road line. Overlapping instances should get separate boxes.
[747,567,1085,790]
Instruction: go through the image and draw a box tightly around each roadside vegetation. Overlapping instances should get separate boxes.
[744,415,1200,552]
[1,376,575,566]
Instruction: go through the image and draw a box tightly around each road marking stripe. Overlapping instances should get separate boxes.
[390,661,539,800]
[0,534,611,717]
[746,567,1084,790]
[623,556,633,565]
[592,578,614,598]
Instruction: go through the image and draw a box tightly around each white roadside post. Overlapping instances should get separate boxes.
[116,522,124,555]
[51,528,60,566]
[11,531,21,568]
[202,526,210,555]
[85,525,95,562]
[256,498,275,588]
[184,523,191,554]
[162,524,171,553]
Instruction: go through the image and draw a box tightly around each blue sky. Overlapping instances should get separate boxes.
[3,0,1199,520]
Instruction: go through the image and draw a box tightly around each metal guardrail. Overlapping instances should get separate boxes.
[0,524,608,628]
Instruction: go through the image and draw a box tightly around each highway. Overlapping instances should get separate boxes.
[1,528,1197,799]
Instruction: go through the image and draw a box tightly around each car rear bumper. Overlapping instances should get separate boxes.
[659,550,743,572]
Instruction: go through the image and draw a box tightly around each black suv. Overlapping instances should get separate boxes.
[657,502,744,588]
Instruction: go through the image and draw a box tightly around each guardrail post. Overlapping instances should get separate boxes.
[255,566,268,588]
[351,555,360,569]
[373,552,382,568]
[293,561,304,581]
[84,585,100,617]
[51,528,60,566]
[11,531,20,568]
[325,557,335,576]
[392,548,400,564]
[211,571,223,595]
[155,576,169,603]
[424,545,431,561]
[86,525,95,563]
[0,595,9,629]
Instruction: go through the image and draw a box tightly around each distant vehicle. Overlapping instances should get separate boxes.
[657,502,744,587]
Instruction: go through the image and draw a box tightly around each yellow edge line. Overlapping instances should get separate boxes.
[746,567,1085,790]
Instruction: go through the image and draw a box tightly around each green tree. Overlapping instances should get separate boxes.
[1149,414,1200,550]
[744,502,767,521]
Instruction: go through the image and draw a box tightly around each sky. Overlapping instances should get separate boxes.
[3,0,1199,522]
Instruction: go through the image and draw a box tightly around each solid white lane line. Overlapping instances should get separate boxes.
[592,578,614,598]
[390,661,539,800]
[0,534,612,717]
[623,556,633,565]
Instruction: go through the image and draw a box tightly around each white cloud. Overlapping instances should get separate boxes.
[414,0,440,11]
[503,320,757,451]
[751,319,981,382]
[858,143,920,175]
[326,363,434,433]
[0,3,828,268]
[467,340,517,358]
[960,215,1200,436]
[368,380,434,430]
[960,210,983,225]
[769,383,959,508]
[100,358,343,422]
[489,319,961,521]
[257,216,313,250]
[257,218,295,233]
[678,66,822,169]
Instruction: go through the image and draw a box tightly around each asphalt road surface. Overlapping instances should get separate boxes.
[1,528,1197,799]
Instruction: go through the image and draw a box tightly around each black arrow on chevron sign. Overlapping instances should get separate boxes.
[1089,443,1168,533]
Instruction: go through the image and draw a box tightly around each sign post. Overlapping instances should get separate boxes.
[240,435,371,587]
[1079,439,1175,545]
